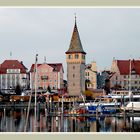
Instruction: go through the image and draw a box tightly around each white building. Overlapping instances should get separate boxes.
[0,60,29,93]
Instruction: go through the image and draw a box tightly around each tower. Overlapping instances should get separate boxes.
[65,17,86,96]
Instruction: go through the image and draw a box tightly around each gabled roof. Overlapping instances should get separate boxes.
[117,59,140,75]
[30,63,64,73]
[66,21,86,54]
[0,60,27,74]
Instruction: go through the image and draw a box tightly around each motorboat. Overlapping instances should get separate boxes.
[79,96,121,114]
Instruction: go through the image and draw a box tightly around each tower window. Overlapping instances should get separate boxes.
[73,74,75,78]
[73,66,75,69]
[82,55,85,59]
[75,54,79,59]
[73,83,75,86]
[68,55,72,59]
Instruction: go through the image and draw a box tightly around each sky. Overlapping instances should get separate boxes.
[0,8,140,79]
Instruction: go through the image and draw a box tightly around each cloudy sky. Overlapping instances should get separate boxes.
[0,8,140,79]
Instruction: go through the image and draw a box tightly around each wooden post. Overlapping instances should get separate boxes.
[132,102,134,132]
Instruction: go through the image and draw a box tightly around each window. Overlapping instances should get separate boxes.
[68,55,72,59]
[73,74,75,78]
[75,54,79,59]
[73,83,75,86]
[73,66,75,69]
[82,55,85,59]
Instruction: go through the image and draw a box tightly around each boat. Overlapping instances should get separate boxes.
[109,94,140,106]
[121,101,140,112]
[79,96,121,114]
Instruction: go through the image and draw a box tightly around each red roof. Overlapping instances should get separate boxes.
[117,60,140,75]
[0,60,27,74]
[30,63,64,73]
[30,64,42,72]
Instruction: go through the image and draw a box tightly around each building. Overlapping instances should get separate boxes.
[110,59,140,91]
[30,62,64,91]
[97,70,112,89]
[0,60,29,93]
[85,61,97,89]
[65,18,86,96]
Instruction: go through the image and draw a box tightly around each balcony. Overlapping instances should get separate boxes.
[41,76,48,80]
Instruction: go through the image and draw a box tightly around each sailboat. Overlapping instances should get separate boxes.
[24,54,38,132]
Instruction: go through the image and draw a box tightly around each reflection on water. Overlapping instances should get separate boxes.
[0,108,140,132]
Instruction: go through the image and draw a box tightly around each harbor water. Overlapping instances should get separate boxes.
[0,108,140,132]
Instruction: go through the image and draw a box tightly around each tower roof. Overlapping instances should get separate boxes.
[66,19,86,54]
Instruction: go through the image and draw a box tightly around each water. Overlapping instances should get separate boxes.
[0,108,140,132]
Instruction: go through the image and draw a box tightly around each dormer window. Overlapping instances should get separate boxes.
[131,69,136,75]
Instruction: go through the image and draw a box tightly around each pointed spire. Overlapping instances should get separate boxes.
[74,13,77,28]
[66,15,86,54]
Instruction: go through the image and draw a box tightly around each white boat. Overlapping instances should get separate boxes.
[121,102,140,112]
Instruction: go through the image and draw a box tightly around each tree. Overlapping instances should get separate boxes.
[84,90,93,100]
[15,85,22,95]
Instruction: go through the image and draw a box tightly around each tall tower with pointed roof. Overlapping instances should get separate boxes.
[66,17,86,96]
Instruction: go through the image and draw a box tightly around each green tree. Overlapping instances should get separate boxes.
[84,90,93,100]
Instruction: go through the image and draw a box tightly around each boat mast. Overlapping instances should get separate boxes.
[34,54,38,132]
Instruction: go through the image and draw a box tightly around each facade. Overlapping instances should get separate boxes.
[65,19,86,96]
[85,61,97,89]
[0,60,29,92]
[110,59,140,91]
[30,63,64,91]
